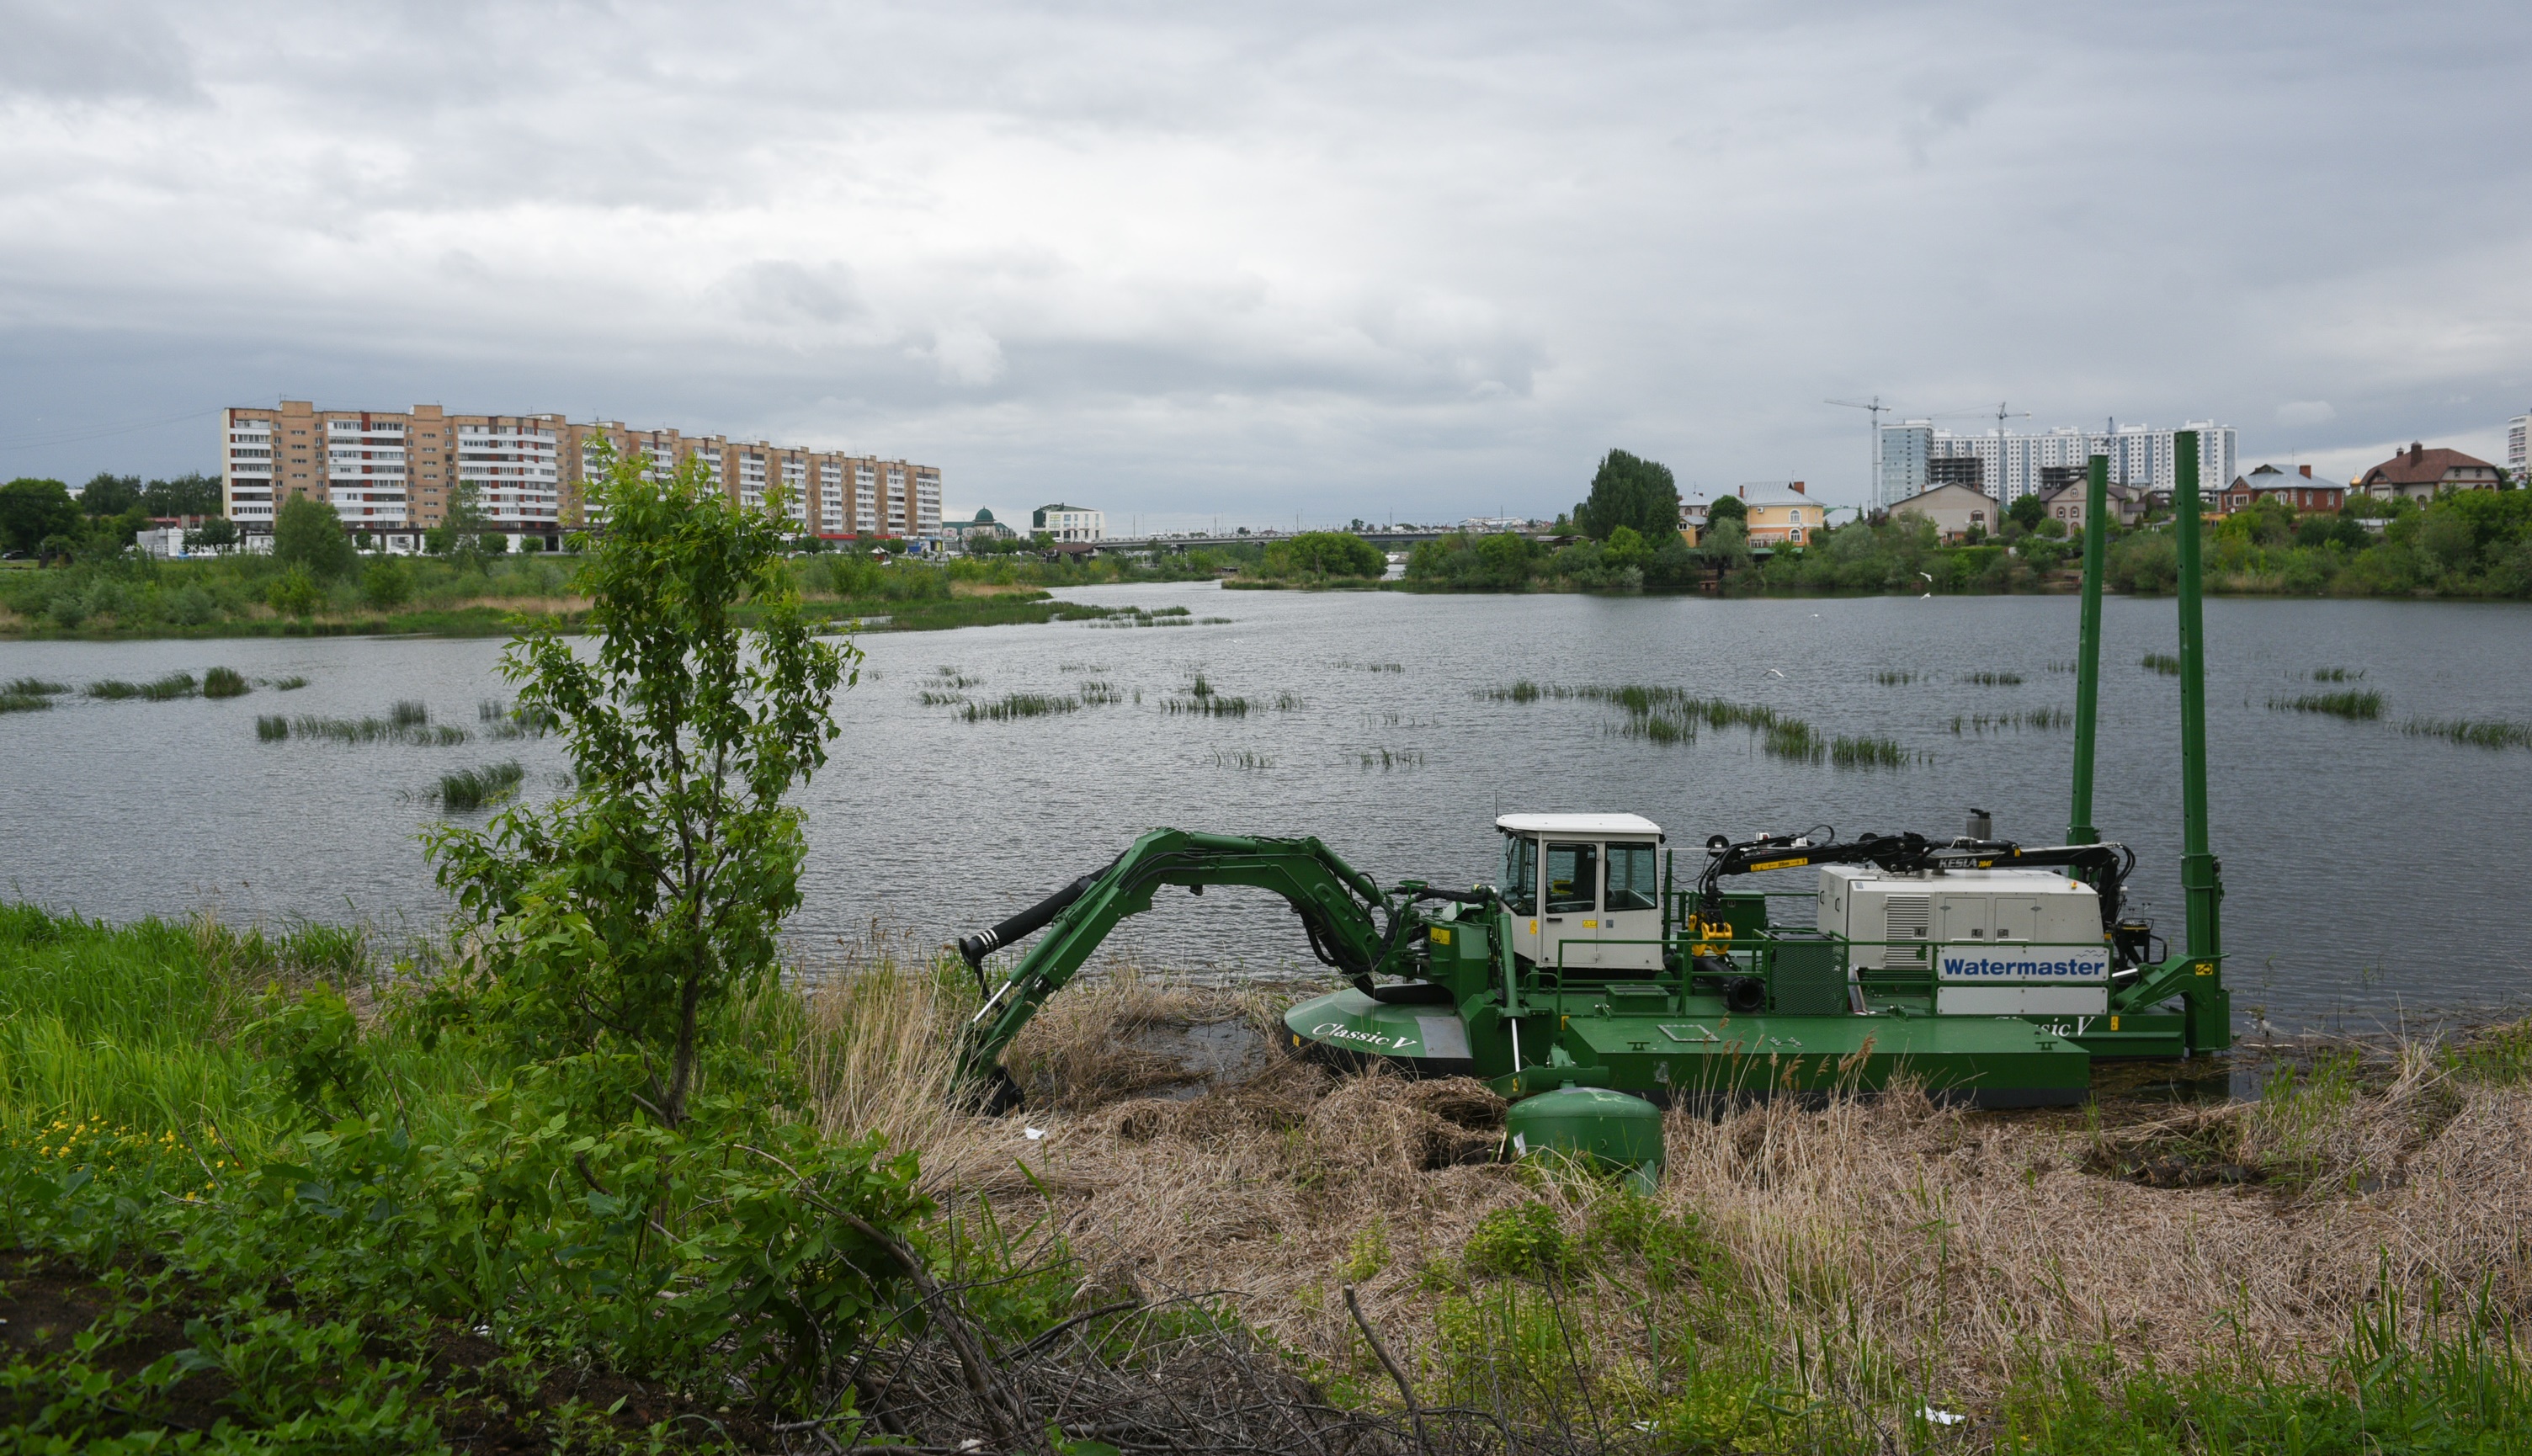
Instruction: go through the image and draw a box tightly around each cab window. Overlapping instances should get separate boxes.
[1606,842,1658,911]
[1500,836,1538,914]
[1545,842,1598,915]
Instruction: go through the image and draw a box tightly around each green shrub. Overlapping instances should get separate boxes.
[1463,1201,1577,1279]
[202,666,250,699]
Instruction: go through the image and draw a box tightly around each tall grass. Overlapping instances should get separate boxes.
[1951,707,2072,733]
[1079,680,1125,706]
[961,693,1080,721]
[1960,670,2024,686]
[424,760,526,812]
[271,674,310,691]
[2403,717,2532,751]
[1167,672,1252,715]
[4,677,71,697]
[87,671,197,701]
[2312,665,2366,682]
[2141,652,2181,675]
[2271,689,2385,720]
[255,714,288,741]
[201,666,250,699]
[0,905,368,1137]
[270,713,469,745]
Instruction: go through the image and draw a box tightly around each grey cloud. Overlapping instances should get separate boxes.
[1,0,2529,525]
[0,0,199,102]
[717,261,864,328]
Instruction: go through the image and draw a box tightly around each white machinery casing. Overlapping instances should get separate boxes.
[1817,865,2110,1016]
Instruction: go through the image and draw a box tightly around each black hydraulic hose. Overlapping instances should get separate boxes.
[957,850,1127,981]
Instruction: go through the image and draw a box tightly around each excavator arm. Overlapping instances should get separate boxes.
[951,829,1440,1105]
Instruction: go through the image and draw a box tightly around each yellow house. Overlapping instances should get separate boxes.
[1737,482,1824,547]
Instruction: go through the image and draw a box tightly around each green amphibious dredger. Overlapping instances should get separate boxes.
[952,444,2231,1186]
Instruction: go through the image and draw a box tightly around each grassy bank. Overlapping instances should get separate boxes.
[0,548,1234,641]
[7,903,2530,1451]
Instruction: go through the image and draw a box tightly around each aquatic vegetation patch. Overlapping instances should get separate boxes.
[2270,690,2383,720]
[201,666,250,698]
[2141,652,2182,675]
[1875,670,1917,685]
[4,677,72,697]
[1209,748,1274,770]
[421,760,526,813]
[270,674,311,690]
[2401,716,2532,751]
[961,692,1080,721]
[1355,747,1427,770]
[1950,708,2072,733]
[87,671,198,701]
[262,707,469,745]
[2311,666,2365,682]
[1960,671,2024,687]
[1079,681,1125,706]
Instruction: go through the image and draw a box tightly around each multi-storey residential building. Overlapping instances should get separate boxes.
[222,401,942,546]
[2508,411,2526,481]
[1876,419,2236,512]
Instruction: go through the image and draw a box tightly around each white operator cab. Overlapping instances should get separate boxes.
[1817,864,2110,1016]
[1495,814,1665,974]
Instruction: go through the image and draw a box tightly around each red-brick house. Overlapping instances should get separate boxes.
[2358,443,2504,502]
[2221,463,2344,514]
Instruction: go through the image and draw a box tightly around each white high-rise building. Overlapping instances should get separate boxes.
[1875,420,2236,512]
[2508,411,2528,481]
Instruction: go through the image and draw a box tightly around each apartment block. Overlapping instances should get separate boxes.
[222,401,941,545]
[1875,419,2237,513]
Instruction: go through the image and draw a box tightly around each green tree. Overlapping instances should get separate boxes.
[266,566,325,617]
[77,472,142,518]
[141,471,225,518]
[1,478,81,554]
[2007,492,2049,533]
[1706,494,1747,526]
[423,450,857,1127]
[274,496,357,579]
[184,518,241,550]
[1259,530,1385,581]
[1572,449,1682,542]
[362,555,414,610]
[440,477,493,565]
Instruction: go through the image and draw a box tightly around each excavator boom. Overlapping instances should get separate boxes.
[954,829,1426,1098]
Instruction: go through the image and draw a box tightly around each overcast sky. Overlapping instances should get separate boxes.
[2,0,2526,528]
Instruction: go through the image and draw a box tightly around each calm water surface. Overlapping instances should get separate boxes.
[4,587,2528,1031]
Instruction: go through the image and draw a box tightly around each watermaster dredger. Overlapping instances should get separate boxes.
[951,445,2229,1188]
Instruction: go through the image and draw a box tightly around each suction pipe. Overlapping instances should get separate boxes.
[2173,432,2230,1053]
[2067,453,2108,846]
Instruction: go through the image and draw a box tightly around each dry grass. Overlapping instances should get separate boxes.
[795,955,2532,1429]
[948,579,1048,598]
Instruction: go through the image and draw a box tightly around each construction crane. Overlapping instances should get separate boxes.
[1825,396,1894,508]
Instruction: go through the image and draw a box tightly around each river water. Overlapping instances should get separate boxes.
[4,587,2527,1031]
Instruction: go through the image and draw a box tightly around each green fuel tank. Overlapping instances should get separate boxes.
[1505,1086,1666,1194]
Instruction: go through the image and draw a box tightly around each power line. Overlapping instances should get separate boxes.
[0,407,224,454]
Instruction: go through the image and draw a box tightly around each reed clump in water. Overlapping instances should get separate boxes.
[2141,652,2182,675]
[422,760,525,812]
[2402,716,2532,751]
[260,700,468,745]
[88,672,197,701]
[0,677,69,712]
[1167,672,1251,716]
[201,667,250,699]
[962,692,1080,721]
[2272,689,2384,720]
[1960,670,2024,686]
